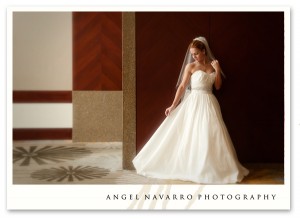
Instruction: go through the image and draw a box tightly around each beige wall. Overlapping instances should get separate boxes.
[13,103,72,128]
[13,12,72,90]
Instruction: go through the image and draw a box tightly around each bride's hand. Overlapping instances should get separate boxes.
[165,105,175,116]
[211,60,221,73]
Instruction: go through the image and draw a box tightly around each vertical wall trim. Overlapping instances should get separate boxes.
[122,12,136,170]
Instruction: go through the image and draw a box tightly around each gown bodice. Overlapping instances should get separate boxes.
[190,70,216,92]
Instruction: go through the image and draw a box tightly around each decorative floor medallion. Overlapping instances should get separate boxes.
[31,166,110,182]
[13,146,92,166]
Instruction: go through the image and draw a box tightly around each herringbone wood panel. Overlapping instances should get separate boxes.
[73,12,122,90]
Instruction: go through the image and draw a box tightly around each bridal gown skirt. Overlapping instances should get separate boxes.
[132,88,249,184]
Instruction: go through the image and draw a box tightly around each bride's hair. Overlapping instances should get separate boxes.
[189,40,207,55]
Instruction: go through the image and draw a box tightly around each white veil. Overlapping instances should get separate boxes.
[176,36,224,100]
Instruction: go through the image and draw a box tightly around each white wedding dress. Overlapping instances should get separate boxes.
[133,70,249,184]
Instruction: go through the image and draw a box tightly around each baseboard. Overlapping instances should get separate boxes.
[13,128,72,140]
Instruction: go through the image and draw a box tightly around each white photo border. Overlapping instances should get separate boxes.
[6,6,290,210]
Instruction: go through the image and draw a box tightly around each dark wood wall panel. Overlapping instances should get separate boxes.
[136,12,284,163]
[210,12,284,163]
[136,12,210,152]
[73,12,122,91]
[13,91,72,103]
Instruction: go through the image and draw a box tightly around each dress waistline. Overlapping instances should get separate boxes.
[191,87,212,94]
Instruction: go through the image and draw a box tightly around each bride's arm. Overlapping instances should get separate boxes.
[211,60,222,90]
[165,65,192,116]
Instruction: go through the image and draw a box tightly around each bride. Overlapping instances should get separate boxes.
[132,36,249,184]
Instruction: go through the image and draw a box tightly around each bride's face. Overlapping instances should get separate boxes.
[190,47,205,62]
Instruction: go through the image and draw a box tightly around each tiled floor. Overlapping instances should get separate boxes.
[13,140,284,185]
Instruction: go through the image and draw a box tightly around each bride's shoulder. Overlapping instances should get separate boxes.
[187,62,195,67]
[186,62,195,71]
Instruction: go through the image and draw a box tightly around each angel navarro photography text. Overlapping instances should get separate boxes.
[106,193,277,201]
